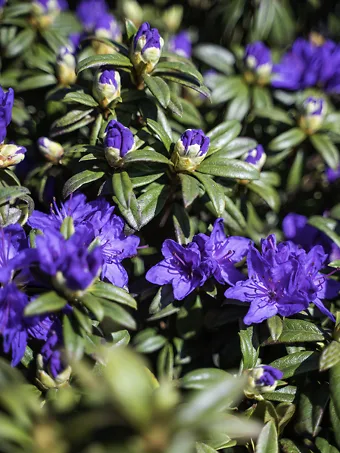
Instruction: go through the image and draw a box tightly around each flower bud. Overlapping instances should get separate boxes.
[244,145,266,171]
[163,5,184,33]
[56,46,77,86]
[244,42,272,85]
[0,86,14,144]
[93,13,122,54]
[326,164,340,184]
[122,0,143,26]
[245,365,283,400]
[36,354,71,391]
[169,31,192,58]
[31,0,67,28]
[131,22,164,75]
[104,120,135,167]
[0,144,26,168]
[92,68,121,108]
[38,137,64,164]
[299,96,326,134]
[172,129,210,172]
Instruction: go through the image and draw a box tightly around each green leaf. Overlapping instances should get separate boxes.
[315,437,340,453]
[157,343,174,380]
[252,0,276,39]
[173,203,192,245]
[329,259,340,268]
[286,149,304,192]
[295,386,329,437]
[24,291,67,316]
[239,326,259,370]
[0,186,30,206]
[252,86,272,109]
[62,91,98,107]
[267,316,283,342]
[196,443,218,453]
[161,73,210,98]
[198,158,259,180]
[181,369,230,390]
[112,171,141,230]
[256,421,278,453]
[265,386,297,403]
[134,335,167,354]
[225,84,250,121]
[194,44,235,75]
[90,281,137,309]
[63,315,84,361]
[138,184,170,228]
[278,319,325,343]
[147,118,172,151]
[310,133,340,170]
[330,360,340,421]
[81,294,105,321]
[63,170,105,199]
[76,53,132,74]
[269,128,306,151]
[215,137,257,159]
[207,120,242,152]
[210,75,244,105]
[16,74,57,92]
[5,27,36,58]
[270,351,320,378]
[143,74,170,109]
[254,107,293,125]
[330,399,340,450]
[101,300,137,330]
[248,180,281,212]
[180,173,201,208]
[154,60,203,84]
[111,329,130,347]
[194,173,225,216]
[308,216,340,248]
[53,108,94,128]
[124,148,170,165]
[320,341,340,371]
[125,18,138,39]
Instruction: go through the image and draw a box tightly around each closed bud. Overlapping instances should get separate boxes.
[168,31,192,59]
[56,46,77,86]
[93,68,121,108]
[123,0,144,26]
[104,120,135,167]
[0,144,26,168]
[31,0,67,28]
[131,22,164,75]
[244,145,266,171]
[38,137,64,164]
[244,365,283,400]
[172,129,210,172]
[36,354,71,390]
[244,42,272,85]
[299,96,326,134]
[93,13,122,54]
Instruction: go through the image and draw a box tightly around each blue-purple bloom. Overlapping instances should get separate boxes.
[35,226,102,292]
[33,0,68,13]
[94,13,121,41]
[177,129,210,157]
[244,42,272,77]
[326,164,340,183]
[40,320,64,378]
[283,213,340,263]
[0,86,14,143]
[134,22,163,54]
[193,218,251,285]
[146,239,208,300]
[244,144,266,170]
[28,194,140,288]
[76,0,108,31]
[272,37,340,92]
[169,31,192,58]
[93,68,121,106]
[225,234,339,325]
[104,120,135,165]
[255,365,283,387]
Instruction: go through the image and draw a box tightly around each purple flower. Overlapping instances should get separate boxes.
[244,42,272,76]
[134,22,163,54]
[255,365,283,387]
[326,164,340,183]
[282,213,340,263]
[0,224,35,284]
[225,234,339,325]
[146,239,208,300]
[169,31,192,58]
[28,195,140,288]
[0,86,14,143]
[104,120,135,166]
[93,68,121,107]
[176,129,210,157]
[76,0,108,31]
[35,226,103,292]
[33,0,68,12]
[244,144,266,170]
[193,218,251,285]
[302,96,325,115]
[272,38,337,91]
[94,13,121,41]
[40,320,64,378]
[0,284,51,366]
[68,32,82,52]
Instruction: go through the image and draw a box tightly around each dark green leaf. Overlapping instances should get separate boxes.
[134,335,167,353]
[63,170,105,198]
[180,174,201,208]
[5,28,35,58]
[207,120,242,152]
[63,315,84,361]
[198,158,259,180]
[310,134,340,170]
[308,216,340,248]
[101,300,137,330]
[278,319,325,343]
[286,149,304,192]
[111,329,130,346]
[248,180,281,212]
[194,173,225,216]
[16,74,57,92]
[330,360,340,420]
[269,128,306,151]
[76,53,132,74]
[143,75,170,109]
[320,341,340,372]
[194,44,235,75]
[225,84,250,121]
[90,282,137,309]
[138,184,170,227]
[256,421,278,453]
[267,316,283,342]
[24,291,67,316]
[62,91,98,107]
[124,147,171,165]
[239,326,259,370]
[0,186,30,206]
[53,108,94,128]
[81,294,105,322]
[181,368,230,390]
[270,351,320,378]
[147,118,172,151]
